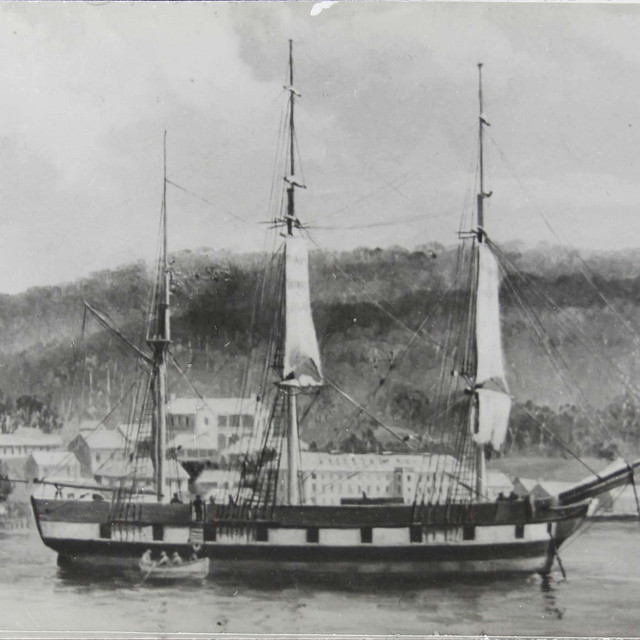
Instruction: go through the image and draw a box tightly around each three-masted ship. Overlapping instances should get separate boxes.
[31,45,640,577]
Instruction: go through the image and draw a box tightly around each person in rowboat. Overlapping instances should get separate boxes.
[171,552,183,565]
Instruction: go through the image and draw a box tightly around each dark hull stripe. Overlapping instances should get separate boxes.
[44,536,557,563]
[31,497,589,528]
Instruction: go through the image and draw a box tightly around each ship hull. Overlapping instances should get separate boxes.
[47,537,555,576]
[31,497,587,578]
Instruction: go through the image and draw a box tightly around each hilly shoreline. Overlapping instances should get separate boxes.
[1,241,640,460]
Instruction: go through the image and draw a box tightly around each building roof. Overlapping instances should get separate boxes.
[117,421,152,442]
[278,451,459,472]
[167,397,257,416]
[0,429,63,447]
[28,450,79,468]
[513,477,538,493]
[73,427,127,451]
[169,433,217,450]
[196,469,238,483]
[534,480,577,497]
[486,471,513,489]
[96,457,189,481]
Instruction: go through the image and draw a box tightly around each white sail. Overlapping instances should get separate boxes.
[472,241,511,450]
[283,234,323,387]
[472,388,512,450]
[475,242,508,389]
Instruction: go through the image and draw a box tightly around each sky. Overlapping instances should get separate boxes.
[2,2,640,293]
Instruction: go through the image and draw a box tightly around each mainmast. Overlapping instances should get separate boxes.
[146,132,171,503]
[284,39,300,505]
[475,63,488,500]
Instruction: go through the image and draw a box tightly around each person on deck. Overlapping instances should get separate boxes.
[193,494,204,520]
[170,493,182,504]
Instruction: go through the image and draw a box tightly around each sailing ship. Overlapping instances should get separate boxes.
[31,44,640,577]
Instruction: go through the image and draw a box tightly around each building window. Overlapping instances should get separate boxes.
[462,525,476,541]
[410,525,423,543]
[256,524,268,542]
[204,417,209,426]
[307,527,319,543]
[230,415,241,428]
[361,527,373,543]
[99,523,112,539]
[218,415,227,427]
[152,524,164,541]
[515,525,525,539]
[242,415,254,428]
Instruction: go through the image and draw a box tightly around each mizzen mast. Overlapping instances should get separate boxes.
[146,132,171,503]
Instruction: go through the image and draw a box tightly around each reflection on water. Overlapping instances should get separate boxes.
[540,575,566,620]
[1,521,639,635]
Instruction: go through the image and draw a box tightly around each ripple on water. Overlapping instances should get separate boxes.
[1,522,639,634]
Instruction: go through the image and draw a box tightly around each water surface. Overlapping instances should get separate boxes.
[0,521,638,635]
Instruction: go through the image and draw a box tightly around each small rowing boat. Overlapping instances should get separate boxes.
[140,556,209,581]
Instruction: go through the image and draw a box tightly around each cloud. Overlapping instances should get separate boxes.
[0,3,639,292]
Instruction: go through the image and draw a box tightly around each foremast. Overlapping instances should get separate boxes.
[279,40,323,505]
[146,133,171,503]
[470,64,511,500]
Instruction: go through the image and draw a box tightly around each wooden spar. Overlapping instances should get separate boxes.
[474,63,487,501]
[287,38,295,237]
[477,62,485,236]
[557,458,640,506]
[146,131,171,504]
[32,478,119,493]
[284,39,300,505]
[287,383,300,505]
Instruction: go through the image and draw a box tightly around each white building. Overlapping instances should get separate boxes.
[167,397,259,450]
[0,428,63,460]
[168,432,219,464]
[93,456,189,498]
[24,450,83,482]
[68,427,129,476]
[276,452,461,506]
[193,468,242,501]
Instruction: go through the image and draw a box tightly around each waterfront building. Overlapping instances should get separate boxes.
[68,426,128,476]
[0,428,63,461]
[167,397,257,450]
[93,457,189,498]
[24,450,83,482]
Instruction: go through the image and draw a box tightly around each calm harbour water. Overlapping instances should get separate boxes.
[0,521,639,636]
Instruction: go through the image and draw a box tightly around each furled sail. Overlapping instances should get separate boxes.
[475,242,508,389]
[283,234,323,387]
[473,388,512,450]
[471,241,511,450]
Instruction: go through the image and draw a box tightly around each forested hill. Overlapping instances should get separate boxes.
[3,240,640,458]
